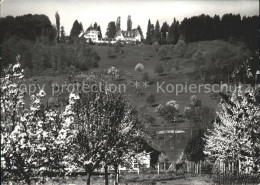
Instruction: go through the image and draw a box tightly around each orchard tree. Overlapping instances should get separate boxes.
[56,79,145,185]
[1,61,62,184]
[101,104,147,185]
[204,92,260,173]
[135,63,145,80]
[155,100,180,123]
[154,63,164,75]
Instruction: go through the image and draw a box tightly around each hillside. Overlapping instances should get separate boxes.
[25,40,242,162]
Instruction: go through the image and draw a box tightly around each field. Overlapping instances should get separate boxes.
[25,40,242,162]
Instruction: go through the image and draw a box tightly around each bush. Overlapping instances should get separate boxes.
[146,94,156,105]
[142,72,150,82]
[154,63,164,75]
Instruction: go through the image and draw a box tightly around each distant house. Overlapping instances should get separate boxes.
[83,26,117,44]
[114,29,141,42]
[83,26,100,43]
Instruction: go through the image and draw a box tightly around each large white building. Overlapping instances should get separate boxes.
[83,26,100,43]
[114,29,142,42]
[83,26,141,44]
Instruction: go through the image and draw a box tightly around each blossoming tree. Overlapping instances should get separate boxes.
[1,62,62,184]
[204,91,260,173]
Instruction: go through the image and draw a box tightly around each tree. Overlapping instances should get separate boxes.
[232,50,260,85]
[153,20,161,43]
[158,47,167,61]
[127,15,132,31]
[146,94,156,106]
[168,18,180,44]
[146,19,153,44]
[56,79,145,185]
[93,22,98,29]
[184,129,206,163]
[55,11,60,42]
[160,22,169,44]
[154,63,164,75]
[1,62,62,184]
[137,25,144,40]
[97,25,102,38]
[0,14,56,43]
[155,100,180,123]
[93,22,102,38]
[60,26,66,43]
[116,16,121,31]
[70,20,83,38]
[204,92,260,173]
[106,21,116,38]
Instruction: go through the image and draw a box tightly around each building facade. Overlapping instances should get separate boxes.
[114,29,142,42]
[83,27,100,43]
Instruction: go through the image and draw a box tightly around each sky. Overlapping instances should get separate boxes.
[1,0,259,37]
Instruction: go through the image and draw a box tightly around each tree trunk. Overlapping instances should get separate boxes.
[104,165,109,185]
[86,171,92,185]
[25,176,31,185]
[114,164,119,185]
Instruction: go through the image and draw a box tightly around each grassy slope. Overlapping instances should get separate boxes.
[28,40,241,162]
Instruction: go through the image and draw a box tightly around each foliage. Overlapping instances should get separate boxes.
[184,106,195,120]
[1,62,62,184]
[154,63,164,75]
[142,72,150,82]
[127,15,132,31]
[106,21,116,38]
[60,26,66,43]
[135,63,144,73]
[184,129,206,163]
[93,22,102,38]
[146,94,156,105]
[146,19,154,45]
[116,16,121,32]
[158,47,167,61]
[155,100,180,123]
[167,18,179,44]
[1,37,100,74]
[179,14,259,49]
[153,20,161,44]
[0,14,56,44]
[204,92,260,173]
[232,50,260,85]
[56,78,147,185]
[189,95,202,108]
[55,12,60,42]
[137,25,144,40]
[69,20,83,39]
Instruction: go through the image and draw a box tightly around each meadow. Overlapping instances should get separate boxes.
[24,40,242,163]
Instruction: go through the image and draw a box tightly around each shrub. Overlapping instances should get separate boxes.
[142,72,150,82]
[154,63,164,75]
[146,94,156,105]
